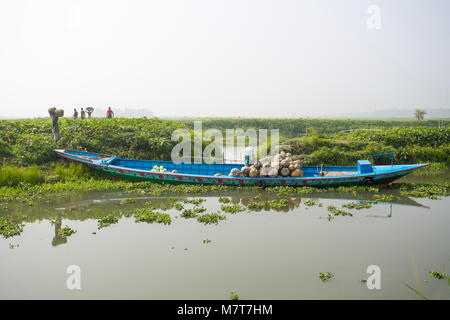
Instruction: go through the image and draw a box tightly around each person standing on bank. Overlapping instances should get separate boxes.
[86,107,94,118]
[48,107,64,141]
[106,107,114,119]
[80,108,86,120]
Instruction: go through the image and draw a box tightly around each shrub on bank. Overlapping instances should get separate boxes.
[0,165,44,186]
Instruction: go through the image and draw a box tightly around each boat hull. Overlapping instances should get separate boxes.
[54,149,429,187]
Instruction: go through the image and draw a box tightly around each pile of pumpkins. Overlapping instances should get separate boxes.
[151,165,168,172]
[151,165,178,173]
[229,151,303,178]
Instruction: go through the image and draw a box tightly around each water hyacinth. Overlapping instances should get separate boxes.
[220,204,245,214]
[98,215,119,229]
[57,226,76,237]
[134,208,171,225]
[197,213,226,225]
[0,216,24,238]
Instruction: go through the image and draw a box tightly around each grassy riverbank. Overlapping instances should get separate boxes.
[1,118,449,186]
[1,118,449,164]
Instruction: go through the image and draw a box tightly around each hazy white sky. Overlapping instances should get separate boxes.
[0,0,449,118]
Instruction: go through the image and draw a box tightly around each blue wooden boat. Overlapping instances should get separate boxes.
[54,149,429,187]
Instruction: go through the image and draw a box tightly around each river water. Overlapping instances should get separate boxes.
[1,181,449,299]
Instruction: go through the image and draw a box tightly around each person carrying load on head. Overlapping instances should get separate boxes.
[48,107,64,141]
[86,107,94,118]
[106,107,114,119]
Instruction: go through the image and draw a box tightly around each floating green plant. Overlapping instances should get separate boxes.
[399,183,449,199]
[202,239,212,244]
[221,204,245,214]
[0,216,24,238]
[304,199,320,207]
[183,198,205,206]
[319,272,334,281]
[247,201,266,211]
[247,199,290,211]
[193,207,207,214]
[98,215,119,229]
[120,198,136,205]
[267,199,289,209]
[230,291,239,300]
[342,201,372,210]
[373,194,394,203]
[327,205,353,217]
[429,270,448,280]
[134,208,171,225]
[181,208,198,218]
[58,226,76,237]
[360,278,367,283]
[174,203,184,211]
[218,197,231,203]
[197,213,226,225]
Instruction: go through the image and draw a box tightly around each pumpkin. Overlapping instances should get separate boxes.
[249,168,259,177]
[229,168,241,177]
[241,166,250,176]
[280,167,290,177]
[290,169,304,177]
[268,168,278,177]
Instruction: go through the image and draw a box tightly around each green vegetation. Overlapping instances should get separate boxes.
[411,162,447,176]
[247,201,266,211]
[304,199,321,207]
[247,199,290,211]
[414,109,427,121]
[218,197,231,203]
[221,204,245,214]
[0,165,44,186]
[197,212,226,225]
[327,205,353,217]
[120,198,136,205]
[373,194,394,203]
[0,216,24,238]
[0,179,448,204]
[0,118,185,166]
[342,201,372,210]
[400,183,449,199]
[284,127,449,166]
[230,291,239,300]
[181,209,197,218]
[429,270,448,280]
[319,272,334,281]
[98,215,119,229]
[202,239,212,244]
[183,198,206,206]
[180,207,207,218]
[134,208,171,225]
[181,118,447,138]
[2,119,448,170]
[401,260,449,300]
[58,226,76,237]
[54,163,91,180]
